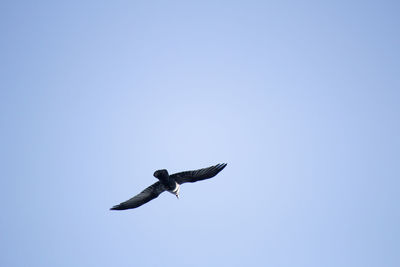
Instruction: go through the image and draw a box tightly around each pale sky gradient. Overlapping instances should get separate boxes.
[1,1,399,267]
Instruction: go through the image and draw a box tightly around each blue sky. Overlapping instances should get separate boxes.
[1,1,399,266]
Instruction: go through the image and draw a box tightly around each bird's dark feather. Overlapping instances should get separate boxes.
[110,181,165,210]
[170,163,227,184]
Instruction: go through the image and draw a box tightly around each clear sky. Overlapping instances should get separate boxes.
[1,1,399,266]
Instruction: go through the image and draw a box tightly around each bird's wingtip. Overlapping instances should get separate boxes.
[110,205,121,211]
[218,163,227,168]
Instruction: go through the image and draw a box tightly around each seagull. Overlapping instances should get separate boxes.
[110,163,227,210]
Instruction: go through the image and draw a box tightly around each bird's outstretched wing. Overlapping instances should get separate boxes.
[110,181,166,210]
[171,163,227,184]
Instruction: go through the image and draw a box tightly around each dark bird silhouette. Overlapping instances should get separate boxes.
[110,163,227,210]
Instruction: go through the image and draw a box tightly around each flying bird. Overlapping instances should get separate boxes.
[110,163,227,210]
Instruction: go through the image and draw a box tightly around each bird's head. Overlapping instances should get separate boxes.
[153,169,169,179]
[174,183,181,199]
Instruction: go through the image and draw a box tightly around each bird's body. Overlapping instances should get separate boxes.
[169,182,181,198]
[110,163,227,210]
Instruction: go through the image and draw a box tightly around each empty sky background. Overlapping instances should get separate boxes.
[1,1,399,266]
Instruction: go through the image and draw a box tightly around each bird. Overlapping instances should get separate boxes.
[110,163,227,210]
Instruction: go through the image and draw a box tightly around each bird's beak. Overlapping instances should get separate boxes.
[176,194,179,199]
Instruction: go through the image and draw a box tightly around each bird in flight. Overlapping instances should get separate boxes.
[110,163,227,210]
